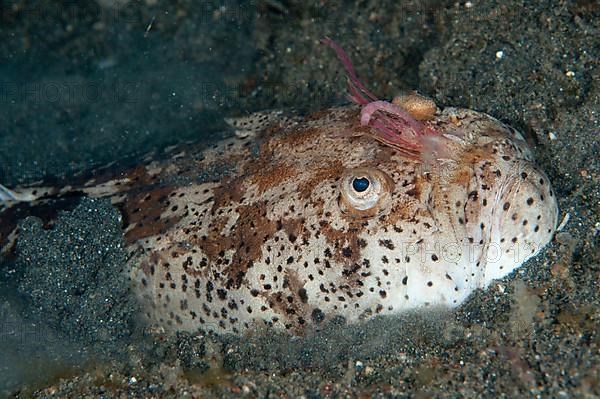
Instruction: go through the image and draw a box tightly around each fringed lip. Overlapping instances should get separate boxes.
[322,37,440,160]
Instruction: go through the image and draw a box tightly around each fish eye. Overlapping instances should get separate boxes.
[340,168,392,213]
[352,177,370,193]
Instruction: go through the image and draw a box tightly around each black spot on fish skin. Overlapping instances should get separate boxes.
[378,239,395,250]
[298,288,308,303]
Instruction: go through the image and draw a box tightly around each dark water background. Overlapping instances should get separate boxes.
[0,1,598,397]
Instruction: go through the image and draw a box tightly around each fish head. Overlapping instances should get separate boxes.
[281,105,560,308]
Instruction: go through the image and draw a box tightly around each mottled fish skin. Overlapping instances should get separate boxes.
[0,104,558,335]
[121,105,559,334]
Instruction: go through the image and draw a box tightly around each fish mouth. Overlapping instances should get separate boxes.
[481,160,559,286]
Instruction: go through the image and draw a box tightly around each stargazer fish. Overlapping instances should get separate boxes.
[0,39,558,334]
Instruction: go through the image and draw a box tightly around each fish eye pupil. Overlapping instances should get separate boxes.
[352,177,370,192]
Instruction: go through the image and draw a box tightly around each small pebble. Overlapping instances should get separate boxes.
[355,360,364,371]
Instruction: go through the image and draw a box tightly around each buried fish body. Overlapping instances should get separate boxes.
[0,41,558,334]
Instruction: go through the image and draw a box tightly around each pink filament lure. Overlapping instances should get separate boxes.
[322,37,439,160]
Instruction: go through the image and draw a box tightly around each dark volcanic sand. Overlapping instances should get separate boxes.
[0,1,598,398]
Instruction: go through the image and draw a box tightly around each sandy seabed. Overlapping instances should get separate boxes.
[0,1,598,398]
